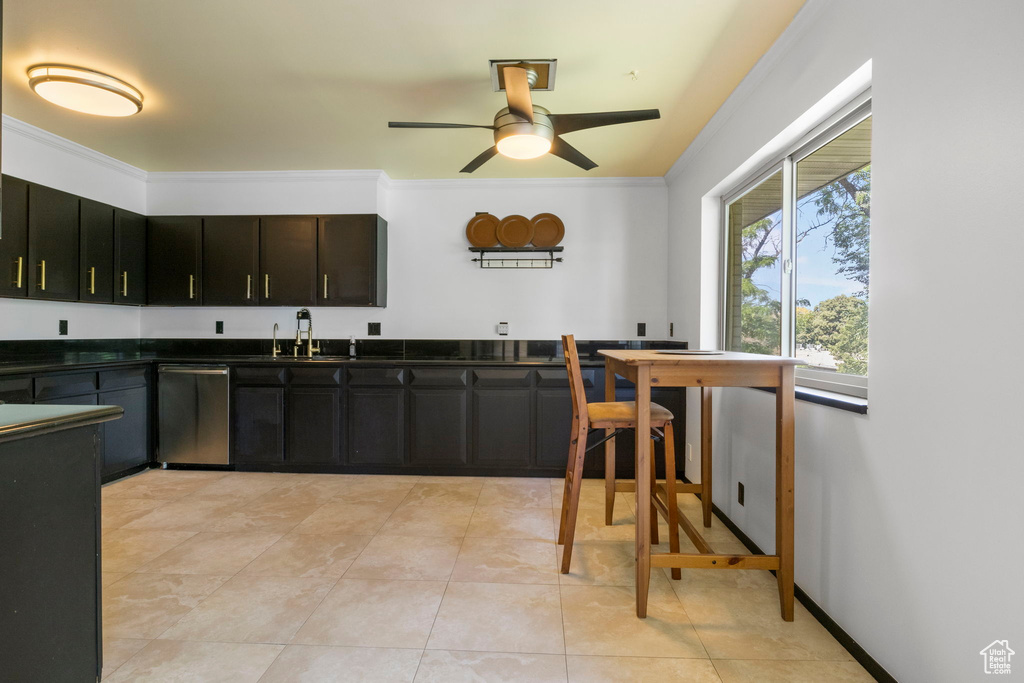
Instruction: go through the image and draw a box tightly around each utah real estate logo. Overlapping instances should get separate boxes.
[980,640,1014,675]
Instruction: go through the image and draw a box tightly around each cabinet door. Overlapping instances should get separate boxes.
[474,389,531,466]
[203,216,259,306]
[0,176,29,298]
[346,387,405,465]
[287,388,340,464]
[114,208,147,305]
[260,216,316,306]
[318,214,386,307]
[408,369,469,465]
[534,368,603,469]
[147,216,201,305]
[233,387,285,464]
[28,183,79,301]
[79,199,114,303]
[99,386,150,477]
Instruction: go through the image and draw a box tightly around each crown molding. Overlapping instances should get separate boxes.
[385,176,666,191]
[663,0,830,184]
[146,169,387,184]
[2,115,149,182]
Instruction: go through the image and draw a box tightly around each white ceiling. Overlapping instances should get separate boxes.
[2,0,804,178]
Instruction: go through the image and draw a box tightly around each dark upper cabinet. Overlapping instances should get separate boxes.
[114,208,147,305]
[28,183,79,301]
[318,214,388,307]
[147,216,202,305]
[0,176,28,298]
[261,216,317,306]
[203,216,259,306]
[79,199,114,303]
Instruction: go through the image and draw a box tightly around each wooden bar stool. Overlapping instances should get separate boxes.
[556,335,682,579]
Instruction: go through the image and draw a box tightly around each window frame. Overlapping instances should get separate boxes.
[720,93,872,398]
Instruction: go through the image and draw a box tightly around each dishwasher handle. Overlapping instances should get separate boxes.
[158,366,229,376]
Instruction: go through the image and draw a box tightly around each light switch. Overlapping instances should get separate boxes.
[497,322,509,336]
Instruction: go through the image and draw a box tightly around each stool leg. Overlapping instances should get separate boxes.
[557,416,580,545]
[560,425,588,574]
[701,387,713,528]
[605,428,616,526]
[663,423,681,580]
[649,437,659,546]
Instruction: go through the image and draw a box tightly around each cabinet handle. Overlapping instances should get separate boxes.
[265,274,270,299]
[38,260,46,291]
[89,266,96,295]
[323,273,329,300]
[121,271,128,297]
[13,257,23,288]
[189,274,195,300]
[246,274,252,300]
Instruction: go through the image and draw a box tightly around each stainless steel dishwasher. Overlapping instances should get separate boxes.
[157,365,230,465]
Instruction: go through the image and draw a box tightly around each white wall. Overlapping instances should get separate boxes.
[140,176,668,341]
[0,117,145,340]
[666,1,1024,681]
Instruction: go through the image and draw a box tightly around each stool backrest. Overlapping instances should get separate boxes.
[561,334,589,426]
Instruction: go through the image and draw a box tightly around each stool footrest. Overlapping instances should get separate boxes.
[650,553,781,570]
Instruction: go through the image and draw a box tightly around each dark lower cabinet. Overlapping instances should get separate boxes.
[0,176,29,298]
[261,216,317,306]
[28,183,80,301]
[114,208,147,305]
[472,369,533,466]
[346,387,405,465]
[0,424,102,682]
[99,386,150,478]
[203,216,259,306]
[147,216,202,305]
[287,388,340,464]
[232,386,285,463]
[79,199,114,303]
[410,388,468,464]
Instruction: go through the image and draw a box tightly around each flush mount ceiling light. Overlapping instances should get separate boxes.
[28,64,143,117]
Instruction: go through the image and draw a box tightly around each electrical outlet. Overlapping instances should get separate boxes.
[670,322,674,337]
[738,482,745,506]
[686,443,693,462]
[497,322,509,336]
[637,322,646,337]
[368,322,381,336]
[58,320,68,336]
[215,321,224,334]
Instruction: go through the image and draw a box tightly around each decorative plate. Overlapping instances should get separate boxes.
[466,213,500,247]
[496,214,534,247]
[530,213,565,247]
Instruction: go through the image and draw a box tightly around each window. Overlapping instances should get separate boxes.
[723,105,871,397]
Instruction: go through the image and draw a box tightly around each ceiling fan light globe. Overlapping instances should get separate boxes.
[496,134,552,160]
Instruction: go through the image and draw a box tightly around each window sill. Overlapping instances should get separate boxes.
[751,385,867,414]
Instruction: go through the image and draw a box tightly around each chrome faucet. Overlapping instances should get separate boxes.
[271,323,281,358]
[294,308,320,357]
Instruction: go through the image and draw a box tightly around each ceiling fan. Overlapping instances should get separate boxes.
[388,60,660,173]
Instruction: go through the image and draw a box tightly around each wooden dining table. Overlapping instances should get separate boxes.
[598,349,800,620]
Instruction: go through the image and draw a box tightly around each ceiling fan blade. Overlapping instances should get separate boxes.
[388,122,494,129]
[548,109,660,135]
[549,137,598,171]
[503,66,534,123]
[460,146,499,173]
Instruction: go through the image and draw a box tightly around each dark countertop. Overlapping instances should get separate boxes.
[0,404,124,443]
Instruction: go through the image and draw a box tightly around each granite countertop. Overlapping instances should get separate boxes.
[0,404,123,443]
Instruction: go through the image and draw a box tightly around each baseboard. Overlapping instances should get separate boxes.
[708,501,897,683]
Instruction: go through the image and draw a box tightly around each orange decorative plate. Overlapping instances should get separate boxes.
[496,214,534,247]
[466,213,499,247]
[530,213,564,247]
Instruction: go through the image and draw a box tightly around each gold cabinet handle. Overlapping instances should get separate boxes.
[189,274,196,300]
[121,271,128,297]
[38,260,46,291]
[246,274,252,300]
[323,273,329,300]
[89,266,96,295]
[13,257,23,288]
[264,274,270,299]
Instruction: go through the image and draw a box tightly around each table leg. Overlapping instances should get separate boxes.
[701,387,713,528]
[634,364,652,618]
[605,366,617,526]
[776,365,795,621]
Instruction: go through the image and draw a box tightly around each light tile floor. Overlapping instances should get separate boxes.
[100,470,872,682]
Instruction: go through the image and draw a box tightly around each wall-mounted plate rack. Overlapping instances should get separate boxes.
[469,246,564,269]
